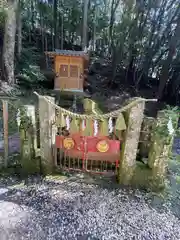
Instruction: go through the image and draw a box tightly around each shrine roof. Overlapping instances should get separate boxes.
[45,49,86,56]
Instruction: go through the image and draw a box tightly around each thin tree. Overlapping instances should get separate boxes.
[158,15,180,100]
[3,0,18,85]
[82,0,89,50]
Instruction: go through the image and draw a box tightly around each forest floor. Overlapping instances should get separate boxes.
[0,146,180,240]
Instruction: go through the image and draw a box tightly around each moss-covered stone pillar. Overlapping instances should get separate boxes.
[19,105,37,176]
[148,111,179,188]
[25,105,37,150]
[118,100,145,185]
[39,95,56,173]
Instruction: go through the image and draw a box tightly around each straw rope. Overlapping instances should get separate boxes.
[34,91,157,120]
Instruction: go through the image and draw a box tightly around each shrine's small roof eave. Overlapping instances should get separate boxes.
[45,49,87,57]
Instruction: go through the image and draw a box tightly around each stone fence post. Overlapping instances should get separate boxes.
[148,111,179,187]
[19,105,37,175]
[39,95,56,173]
[118,100,145,185]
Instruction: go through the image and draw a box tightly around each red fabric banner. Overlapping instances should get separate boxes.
[85,136,120,153]
[56,135,120,153]
[55,135,84,151]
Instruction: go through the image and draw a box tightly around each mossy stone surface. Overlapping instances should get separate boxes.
[118,101,145,185]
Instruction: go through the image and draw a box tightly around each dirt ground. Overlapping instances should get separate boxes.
[0,168,180,240]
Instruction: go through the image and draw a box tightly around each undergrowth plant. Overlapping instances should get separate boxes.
[16,47,46,87]
[0,7,6,27]
[154,106,179,143]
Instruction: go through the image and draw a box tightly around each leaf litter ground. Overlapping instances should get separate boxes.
[0,173,180,240]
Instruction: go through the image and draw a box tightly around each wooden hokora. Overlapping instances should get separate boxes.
[45,49,89,94]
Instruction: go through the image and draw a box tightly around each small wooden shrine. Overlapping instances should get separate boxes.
[45,49,89,94]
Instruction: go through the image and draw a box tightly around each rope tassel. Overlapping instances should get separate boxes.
[70,118,79,133]
[100,120,109,136]
[56,112,66,127]
[83,119,93,136]
[115,113,126,131]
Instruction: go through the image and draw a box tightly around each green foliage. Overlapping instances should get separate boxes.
[172,155,180,188]
[18,65,45,83]
[0,7,6,26]
[162,106,179,122]
[7,102,19,135]
[154,106,179,142]
[16,47,46,86]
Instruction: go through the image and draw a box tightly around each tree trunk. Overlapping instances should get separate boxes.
[61,12,64,49]
[108,0,120,54]
[51,25,54,51]
[45,34,48,68]
[40,14,44,52]
[82,0,89,50]
[109,0,115,52]
[53,0,58,49]
[92,7,97,51]
[16,0,22,58]
[3,0,18,85]
[31,0,35,31]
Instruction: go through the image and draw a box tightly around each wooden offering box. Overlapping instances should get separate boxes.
[45,50,89,94]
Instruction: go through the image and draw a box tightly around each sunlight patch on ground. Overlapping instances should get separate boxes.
[0,188,8,195]
[0,201,31,232]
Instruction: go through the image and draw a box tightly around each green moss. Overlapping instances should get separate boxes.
[45,174,67,181]
[21,157,40,176]
[146,108,179,189]
[118,161,166,191]
[130,162,152,188]
[139,117,154,158]
[0,167,16,177]
[40,161,54,175]
[9,182,25,189]
[0,7,6,26]
[118,148,136,185]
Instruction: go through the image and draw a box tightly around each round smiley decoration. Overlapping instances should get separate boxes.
[63,138,75,150]
[96,140,109,153]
